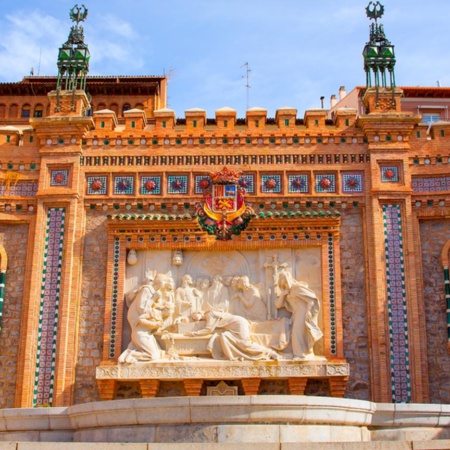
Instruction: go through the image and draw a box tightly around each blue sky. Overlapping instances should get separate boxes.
[0,1,449,118]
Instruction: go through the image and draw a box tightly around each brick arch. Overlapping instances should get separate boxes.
[9,104,18,119]
[441,239,450,268]
[0,243,7,271]
[0,104,6,119]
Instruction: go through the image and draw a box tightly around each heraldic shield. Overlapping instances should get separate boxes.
[196,167,255,240]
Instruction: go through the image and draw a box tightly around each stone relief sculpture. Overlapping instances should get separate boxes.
[186,310,279,361]
[174,274,202,320]
[229,276,267,321]
[275,270,323,360]
[118,272,175,363]
[120,254,324,363]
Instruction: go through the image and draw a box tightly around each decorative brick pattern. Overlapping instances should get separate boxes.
[328,233,337,356]
[113,176,134,195]
[109,237,120,359]
[168,175,188,194]
[381,166,399,183]
[141,176,161,195]
[195,175,211,194]
[239,174,255,194]
[315,174,336,193]
[0,182,38,197]
[261,174,281,193]
[33,208,66,407]
[412,176,450,192]
[50,170,69,187]
[288,174,309,193]
[382,204,411,403]
[342,173,364,193]
[87,176,107,195]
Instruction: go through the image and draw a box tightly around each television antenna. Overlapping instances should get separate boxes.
[241,62,251,110]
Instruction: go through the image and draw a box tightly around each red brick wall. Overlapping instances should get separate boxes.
[74,211,108,404]
[419,219,450,403]
[0,224,29,408]
[340,209,371,400]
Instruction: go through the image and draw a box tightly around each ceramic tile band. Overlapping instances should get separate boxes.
[0,182,38,197]
[109,237,120,359]
[33,207,66,407]
[444,267,450,342]
[328,233,337,356]
[412,176,450,192]
[382,204,411,403]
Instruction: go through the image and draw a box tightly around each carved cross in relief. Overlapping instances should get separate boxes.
[264,254,289,319]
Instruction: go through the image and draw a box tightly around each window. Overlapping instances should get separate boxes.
[21,105,31,118]
[122,104,131,116]
[34,104,44,118]
[422,114,441,124]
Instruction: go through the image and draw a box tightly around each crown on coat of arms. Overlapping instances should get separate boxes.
[209,167,242,185]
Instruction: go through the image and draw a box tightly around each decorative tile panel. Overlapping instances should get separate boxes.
[141,176,161,195]
[0,182,38,197]
[50,170,69,187]
[87,176,107,195]
[328,233,337,356]
[109,237,120,359]
[261,174,281,193]
[382,204,411,403]
[315,174,336,193]
[288,174,309,193]
[195,175,211,194]
[114,176,134,195]
[168,175,188,194]
[33,208,65,407]
[412,176,450,192]
[381,166,399,182]
[342,173,364,193]
[239,174,255,194]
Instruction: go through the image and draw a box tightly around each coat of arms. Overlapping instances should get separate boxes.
[196,167,255,240]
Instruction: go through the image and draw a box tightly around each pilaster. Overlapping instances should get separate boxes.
[15,90,94,407]
[357,105,428,403]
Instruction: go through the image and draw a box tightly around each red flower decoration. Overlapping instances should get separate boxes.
[239,179,249,188]
[54,173,66,184]
[91,179,103,191]
[384,169,395,179]
[172,180,183,189]
[145,180,157,191]
[347,178,358,187]
[199,179,210,189]
[292,178,304,188]
[265,178,277,190]
[319,177,332,189]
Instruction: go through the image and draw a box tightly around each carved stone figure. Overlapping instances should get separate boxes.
[186,310,279,361]
[119,272,163,363]
[229,276,267,321]
[202,275,229,312]
[275,270,323,359]
[175,274,202,319]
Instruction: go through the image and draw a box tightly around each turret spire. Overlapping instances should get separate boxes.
[363,2,396,106]
[56,4,90,110]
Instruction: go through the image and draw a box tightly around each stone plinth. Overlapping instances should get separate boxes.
[96,360,350,399]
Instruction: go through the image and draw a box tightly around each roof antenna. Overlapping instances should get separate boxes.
[241,62,251,111]
[37,46,42,75]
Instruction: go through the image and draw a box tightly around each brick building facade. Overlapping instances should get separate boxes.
[0,9,450,411]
